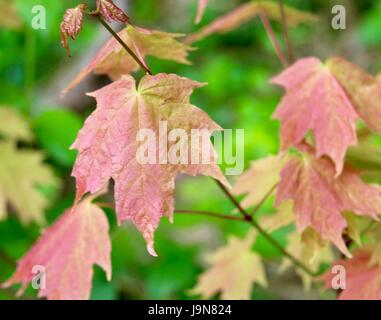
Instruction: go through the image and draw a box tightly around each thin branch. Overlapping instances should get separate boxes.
[278,0,295,63]
[215,181,317,277]
[251,183,278,217]
[176,209,246,222]
[259,13,288,67]
[96,203,245,223]
[96,16,153,75]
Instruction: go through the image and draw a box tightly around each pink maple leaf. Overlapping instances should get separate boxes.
[271,57,358,176]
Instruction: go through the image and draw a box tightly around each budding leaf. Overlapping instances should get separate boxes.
[60,4,87,57]
[71,73,229,256]
[3,195,111,300]
[96,0,129,24]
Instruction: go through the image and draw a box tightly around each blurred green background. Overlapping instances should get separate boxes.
[0,0,380,300]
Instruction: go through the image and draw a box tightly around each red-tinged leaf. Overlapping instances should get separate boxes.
[195,0,208,24]
[323,250,381,300]
[60,4,87,57]
[271,57,358,175]
[186,0,317,43]
[232,154,287,209]
[275,145,381,256]
[2,195,111,300]
[327,57,381,134]
[71,73,229,256]
[62,26,193,95]
[96,0,129,24]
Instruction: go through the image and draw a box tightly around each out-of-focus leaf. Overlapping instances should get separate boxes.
[0,141,59,224]
[0,107,33,142]
[189,231,267,299]
[186,0,317,43]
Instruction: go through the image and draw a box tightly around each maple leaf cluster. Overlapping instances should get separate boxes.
[5,0,381,301]
[233,57,381,298]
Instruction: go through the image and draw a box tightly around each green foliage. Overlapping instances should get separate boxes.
[33,109,82,167]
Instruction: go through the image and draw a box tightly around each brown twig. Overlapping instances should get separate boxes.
[215,181,317,277]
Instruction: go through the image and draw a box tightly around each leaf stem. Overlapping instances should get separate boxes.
[96,16,153,75]
[278,0,295,63]
[176,209,246,222]
[259,13,288,67]
[251,183,278,217]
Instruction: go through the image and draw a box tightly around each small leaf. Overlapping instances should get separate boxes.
[96,0,129,24]
[60,4,87,57]
[189,231,267,300]
[186,0,317,43]
[62,26,193,95]
[2,195,111,300]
